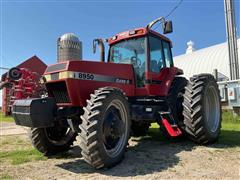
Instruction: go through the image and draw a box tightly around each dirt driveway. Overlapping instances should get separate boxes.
[0,123,240,179]
[0,122,27,136]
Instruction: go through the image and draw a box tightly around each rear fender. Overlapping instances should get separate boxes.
[146,67,183,96]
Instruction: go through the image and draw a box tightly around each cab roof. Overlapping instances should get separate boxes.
[108,27,172,46]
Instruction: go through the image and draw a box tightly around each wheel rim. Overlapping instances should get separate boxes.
[204,86,220,133]
[102,99,128,158]
[44,125,74,146]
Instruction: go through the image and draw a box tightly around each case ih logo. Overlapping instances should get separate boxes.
[115,78,130,84]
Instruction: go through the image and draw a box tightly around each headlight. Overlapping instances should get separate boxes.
[59,71,75,79]
[44,74,51,81]
[44,71,75,81]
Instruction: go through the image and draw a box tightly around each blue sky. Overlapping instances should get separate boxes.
[0,0,239,69]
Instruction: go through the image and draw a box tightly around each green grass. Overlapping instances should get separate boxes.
[0,149,47,165]
[218,111,240,145]
[222,110,240,122]
[0,112,14,123]
[148,111,240,146]
[0,136,47,165]
[0,173,13,180]
[0,136,31,152]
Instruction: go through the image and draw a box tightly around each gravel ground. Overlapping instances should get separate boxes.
[1,133,240,180]
[0,122,27,136]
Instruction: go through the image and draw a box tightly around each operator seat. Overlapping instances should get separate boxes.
[150,60,159,73]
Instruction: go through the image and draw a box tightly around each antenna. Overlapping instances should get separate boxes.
[152,0,183,31]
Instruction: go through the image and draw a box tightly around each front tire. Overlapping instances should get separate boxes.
[30,124,77,155]
[78,87,130,169]
[182,74,222,144]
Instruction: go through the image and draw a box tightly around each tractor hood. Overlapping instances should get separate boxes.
[43,60,135,106]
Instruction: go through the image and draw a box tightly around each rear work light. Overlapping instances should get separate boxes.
[129,29,144,36]
[112,36,117,40]
[129,30,136,35]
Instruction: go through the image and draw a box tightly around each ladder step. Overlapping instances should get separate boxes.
[161,119,182,137]
[158,111,171,115]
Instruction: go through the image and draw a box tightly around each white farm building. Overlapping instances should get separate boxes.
[174,39,240,81]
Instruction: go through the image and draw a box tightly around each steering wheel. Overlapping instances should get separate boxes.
[130,56,141,67]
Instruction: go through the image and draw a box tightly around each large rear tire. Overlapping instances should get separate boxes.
[30,123,77,155]
[182,74,222,144]
[78,87,130,169]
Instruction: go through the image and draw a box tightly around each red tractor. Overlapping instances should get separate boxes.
[13,17,221,169]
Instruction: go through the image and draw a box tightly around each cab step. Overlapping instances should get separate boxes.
[158,111,182,137]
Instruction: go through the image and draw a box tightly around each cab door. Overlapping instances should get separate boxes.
[146,35,179,96]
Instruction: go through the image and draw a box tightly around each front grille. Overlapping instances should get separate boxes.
[13,106,30,114]
[46,82,70,103]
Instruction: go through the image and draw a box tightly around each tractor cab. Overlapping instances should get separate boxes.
[91,17,182,95]
[105,17,181,90]
[108,27,174,87]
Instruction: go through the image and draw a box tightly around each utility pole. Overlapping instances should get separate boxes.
[224,0,239,80]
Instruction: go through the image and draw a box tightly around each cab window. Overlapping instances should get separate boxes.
[109,37,146,87]
[149,36,165,73]
[162,41,173,67]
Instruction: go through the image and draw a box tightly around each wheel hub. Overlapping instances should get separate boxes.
[103,107,123,150]
[204,86,220,133]
[44,121,75,146]
[101,99,128,158]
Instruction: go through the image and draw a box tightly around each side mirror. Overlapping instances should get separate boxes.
[163,21,173,34]
[146,17,173,34]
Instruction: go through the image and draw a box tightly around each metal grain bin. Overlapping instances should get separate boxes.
[57,33,82,62]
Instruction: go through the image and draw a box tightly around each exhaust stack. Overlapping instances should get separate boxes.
[93,39,105,62]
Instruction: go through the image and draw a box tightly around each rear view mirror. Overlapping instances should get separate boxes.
[146,17,173,34]
[163,21,173,34]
